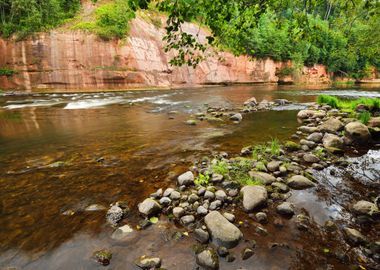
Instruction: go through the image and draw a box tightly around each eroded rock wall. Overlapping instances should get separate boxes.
[0,17,329,92]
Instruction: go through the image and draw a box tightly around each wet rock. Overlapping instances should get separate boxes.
[303,153,320,163]
[163,188,174,197]
[241,248,254,260]
[198,187,206,196]
[319,118,344,133]
[85,204,107,211]
[352,200,379,216]
[186,119,197,125]
[241,185,268,211]
[307,132,323,143]
[287,175,315,190]
[276,202,295,216]
[241,146,252,156]
[135,256,161,269]
[215,190,227,202]
[205,211,242,248]
[159,197,172,206]
[296,214,310,231]
[345,122,371,143]
[196,248,219,270]
[244,97,257,107]
[180,215,195,225]
[323,133,344,153]
[138,198,161,217]
[248,171,276,184]
[111,224,134,240]
[211,173,224,183]
[274,99,290,105]
[197,205,208,215]
[170,191,181,200]
[177,171,194,186]
[106,205,124,225]
[194,228,209,244]
[93,249,112,266]
[267,161,282,172]
[343,227,367,245]
[173,207,185,218]
[255,212,268,224]
[230,113,243,122]
[225,254,236,262]
[223,212,235,222]
[209,200,222,210]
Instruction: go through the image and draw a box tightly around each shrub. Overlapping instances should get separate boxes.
[0,68,17,76]
[194,173,209,186]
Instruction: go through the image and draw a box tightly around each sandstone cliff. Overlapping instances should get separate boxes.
[0,15,329,92]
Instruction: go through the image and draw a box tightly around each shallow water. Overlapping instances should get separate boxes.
[1,84,380,269]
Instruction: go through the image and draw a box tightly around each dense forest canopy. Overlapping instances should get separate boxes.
[0,0,379,78]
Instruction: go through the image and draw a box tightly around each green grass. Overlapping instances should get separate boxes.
[317,95,380,112]
[194,173,209,186]
[211,160,229,176]
[269,138,281,156]
[357,111,371,124]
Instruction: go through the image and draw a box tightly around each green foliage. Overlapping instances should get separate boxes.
[0,68,16,76]
[317,95,380,112]
[276,66,295,77]
[194,173,209,186]
[357,111,371,125]
[0,0,81,38]
[229,158,254,186]
[242,178,263,186]
[73,0,135,40]
[211,160,229,176]
[269,138,281,156]
[317,95,339,108]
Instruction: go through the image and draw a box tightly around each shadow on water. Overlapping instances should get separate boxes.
[0,85,380,269]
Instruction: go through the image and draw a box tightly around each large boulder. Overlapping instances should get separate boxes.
[138,198,161,216]
[287,175,315,190]
[368,117,380,128]
[322,133,344,153]
[177,171,194,186]
[344,122,371,143]
[343,227,367,245]
[204,211,242,248]
[241,185,268,211]
[319,118,344,133]
[248,171,276,184]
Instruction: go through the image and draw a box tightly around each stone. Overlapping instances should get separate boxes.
[307,132,323,143]
[150,188,163,199]
[223,212,235,222]
[198,187,206,196]
[194,228,209,244]
[170,191,181,200]
[196,248,219,270]
[188,194,199,203]
[228,189,239,197]
[267,161,282,172]
[163,187,174,197]
[111,224,134,240]
[271,182,289,193]
[204,190,215,200]
[344,122,371,143]
[287,175,315,190]
[215,190,227,201]
[248,171,276,184]
[241,185,268,211]
[274,99,290,105]
[368,117,380,128]
[205,211,243,248]
[297,110,325,119]
[211,173,224,183]
[177,171,194,186]
[217,246,229,257]
[323,133,344,153]
[135,256,161,269]
[241,146,252,155]
[352,200,378,216]
[303,153,320,163]
[209,200,222,210]
[230,113,243,122]
[319,118,344,133]
[186,119,197,125]
[244,97,257,107]
[197,205,208,215]
[299,126,318,133]
[241,248,254,260]
[106,205,124,225]
[276,202,295,216]
[255,212,268,224]
[173,207,185,218]
[138,198,161,217]
[181,215,195,225]
[159,197,171,206]
[343,227,367,245]
[93,249,112,266]
[300,139,316,148]
[85,204,107,211]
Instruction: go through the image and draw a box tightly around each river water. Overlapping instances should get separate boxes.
[0,85,379,269]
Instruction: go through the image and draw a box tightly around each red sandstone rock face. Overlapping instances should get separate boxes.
[0,18,329,92]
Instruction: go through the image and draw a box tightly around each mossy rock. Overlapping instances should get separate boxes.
[284,141,300,151]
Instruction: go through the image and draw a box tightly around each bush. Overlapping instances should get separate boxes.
[0,68,17,76]
[357,111,371,124]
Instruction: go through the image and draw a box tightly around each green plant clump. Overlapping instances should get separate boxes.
[211,160,229,176]
[0,68,17,76]
[194,173,209,186]
[317,95,380,112]
[357,111,371,124]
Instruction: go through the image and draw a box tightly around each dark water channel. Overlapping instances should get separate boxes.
[0,85,379,269]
